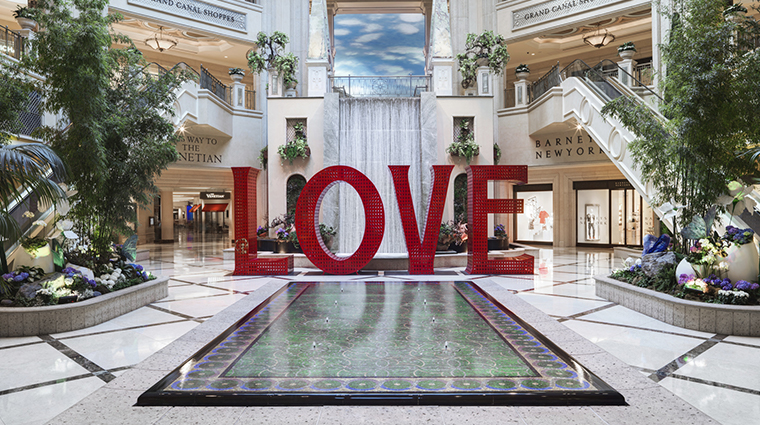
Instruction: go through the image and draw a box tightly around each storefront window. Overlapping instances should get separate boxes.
[515,185,553,243]
[577,189,610,244]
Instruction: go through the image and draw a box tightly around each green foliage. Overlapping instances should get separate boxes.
[447,120,479,163]
[0,142,67,250]
[456,30,510,88]
[259,146,268,169]
[228,68,245,76]
[515,64,530,74]
[286,174,306,215]
[453,174,468,223]
[0,64,32,142]
[12,6,32,19]
[248,31,289,74]
[617,41,636,52]
[493,143,501,164]
[21,236,47,251]
[279,122,310,164]
[25,0,191,259]
[601,0,760,245]
[274,53,299,85]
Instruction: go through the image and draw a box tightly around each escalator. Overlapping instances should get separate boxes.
[553,59,760,235]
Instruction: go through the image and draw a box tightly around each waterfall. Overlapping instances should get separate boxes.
[329,97,424,255]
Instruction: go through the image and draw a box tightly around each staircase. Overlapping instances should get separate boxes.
[555,59,758,233]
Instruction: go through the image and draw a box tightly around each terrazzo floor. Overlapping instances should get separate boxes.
[0,231,758,424]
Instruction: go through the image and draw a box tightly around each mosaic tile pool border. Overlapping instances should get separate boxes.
[137,281,626,406]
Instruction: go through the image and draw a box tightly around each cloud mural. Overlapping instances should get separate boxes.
[334,14,425,76]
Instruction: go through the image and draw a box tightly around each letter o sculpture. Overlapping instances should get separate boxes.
[295,166,385,274]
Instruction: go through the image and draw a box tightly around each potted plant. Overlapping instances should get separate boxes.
[319,223,336,251]
[258,146,268,169]
[494,142,501,165]
[21,236,48,259]
[515,64,530,80]
[278,122,310,164]
[617,42,636,60]
[274,53,299,91]
[438,222,456,251]
[447,120,479,163]
[228,68,245,83]
[456,30,510,95]
[451,220,469,253]
[489,223,509,251]
[247,31,294,96]
[13,6,36,31]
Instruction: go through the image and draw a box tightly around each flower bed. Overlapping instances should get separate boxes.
[0,275,168,337]
[595,274,760,336]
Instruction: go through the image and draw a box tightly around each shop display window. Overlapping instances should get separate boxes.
[515,189,553,243]
[577,189,610,244]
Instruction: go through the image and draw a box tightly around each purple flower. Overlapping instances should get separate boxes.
[142,271,150,280]
[751,283,760,290]
[722,285,733,291]
[2,273,13,280]
[13,274,25,282]
[736,281,751,291]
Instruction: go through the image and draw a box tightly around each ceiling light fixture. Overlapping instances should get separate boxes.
[582,24,615,48]
[145,26,177,52]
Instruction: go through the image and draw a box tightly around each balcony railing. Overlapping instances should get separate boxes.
[329,75,431,97]
[1,25,24,60]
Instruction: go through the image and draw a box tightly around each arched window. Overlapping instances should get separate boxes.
[286,174,307,215]
[454,173,468,223]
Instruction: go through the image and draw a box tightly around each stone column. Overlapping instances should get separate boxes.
[306,0,331,97]
[429,0,454,95]
[307,61,329,97]
[160,189,174,243]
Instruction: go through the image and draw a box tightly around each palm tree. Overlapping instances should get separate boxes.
[0,142,67,274]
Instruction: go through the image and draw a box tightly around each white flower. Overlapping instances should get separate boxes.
[623,257,636,267]
[36,287,54,296]
[659,201,684,222]
[32,220,46,227]
[22,211,35,219]
[720,181,757,216]
[635,259,642,266]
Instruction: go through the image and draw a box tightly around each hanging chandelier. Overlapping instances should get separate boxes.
[582,24,615,49]
[145,26,177,52]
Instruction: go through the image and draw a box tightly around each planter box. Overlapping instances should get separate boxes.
[488,238,509,251]
[0,276,169,337]
[595,275,760,336]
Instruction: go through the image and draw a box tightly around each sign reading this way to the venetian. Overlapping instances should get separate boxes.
[512,0,622,29]
[176,135,223,164]
[127,0,246,32]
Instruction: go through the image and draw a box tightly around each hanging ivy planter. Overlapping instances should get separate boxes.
[278,122,310,164]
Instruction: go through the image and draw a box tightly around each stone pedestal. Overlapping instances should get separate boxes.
[430,58,455,96]
[231,82,246,108]
[477,66,492,96]
[617,59,637,87]
[267,68,283,98]
[306,60,329,97]
[514,80,529,106]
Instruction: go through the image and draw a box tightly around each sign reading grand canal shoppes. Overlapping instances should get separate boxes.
[512,0,625,29]
[127,0,246,32]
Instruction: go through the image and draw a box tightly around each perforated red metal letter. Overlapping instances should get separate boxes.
[465,165,533,275]
[295,166,385,274]
[231,167,293,275]
[389,165,454,274]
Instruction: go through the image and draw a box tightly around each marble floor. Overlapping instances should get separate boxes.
[0,233,758,424]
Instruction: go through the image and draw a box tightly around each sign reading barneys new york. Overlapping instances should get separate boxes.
[127,0,246,32]
[512,0,622,29]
